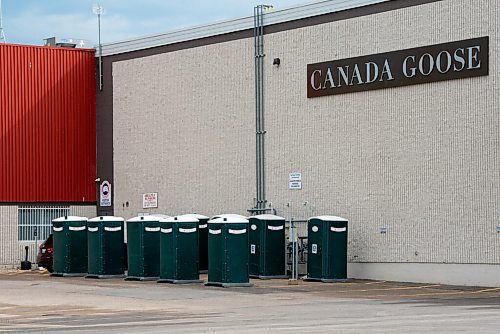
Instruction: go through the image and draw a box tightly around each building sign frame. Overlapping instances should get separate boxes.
[307,37,489,98]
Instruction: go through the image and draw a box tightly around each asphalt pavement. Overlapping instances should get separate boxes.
[0,270,499,333]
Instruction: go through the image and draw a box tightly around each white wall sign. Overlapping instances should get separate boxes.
[142,192,158,209]
[289,172,302,190]
[100,181,111,207]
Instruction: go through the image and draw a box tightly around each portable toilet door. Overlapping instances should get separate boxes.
[207,220,225,284]
[324,217,348,281]
[306,218,323,280]
[248,220,261,277]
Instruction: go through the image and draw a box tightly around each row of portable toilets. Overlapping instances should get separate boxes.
[51,214,348,286]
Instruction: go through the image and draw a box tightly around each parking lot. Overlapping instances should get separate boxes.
[0,270,499,333]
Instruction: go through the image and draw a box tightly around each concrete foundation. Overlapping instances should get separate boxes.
[349,262,500,287]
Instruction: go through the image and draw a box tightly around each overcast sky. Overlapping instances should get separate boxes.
[1,0,315,46]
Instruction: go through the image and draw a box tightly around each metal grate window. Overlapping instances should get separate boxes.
[18,206,70,241]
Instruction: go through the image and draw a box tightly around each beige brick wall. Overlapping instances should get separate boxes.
[70,205,96,220]
[0,206,18,266]
[113,0,500,265]
[0,205,96,266]
[113,37,256,219]
[263,0,500,264]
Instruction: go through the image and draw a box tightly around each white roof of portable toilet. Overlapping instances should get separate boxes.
[211,214,247,220]
[209,216,249,224]
[250,214,285,220]
[149,214,172,219]
[179,213,209,220]
[159,216,199,223]
[52,216,88,222]
[309,215,348,222]
[88,216,125,222]
[127,216,160,223]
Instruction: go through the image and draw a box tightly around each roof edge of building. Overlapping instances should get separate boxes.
[99,0,389,57]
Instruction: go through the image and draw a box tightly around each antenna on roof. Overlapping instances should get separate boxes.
[0,0,6,43]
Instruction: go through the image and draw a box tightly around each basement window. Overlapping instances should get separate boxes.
[18,206,70,241]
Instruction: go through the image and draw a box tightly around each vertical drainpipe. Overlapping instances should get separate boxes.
[260,7,266,213]
[253,6,261,212]
[254,5,269,213]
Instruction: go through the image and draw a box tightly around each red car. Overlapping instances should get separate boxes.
[35,235,128,272]
[36,234,53,272]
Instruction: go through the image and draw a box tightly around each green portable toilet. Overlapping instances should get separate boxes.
[206,215,251,287]
[86,216,125,279]
[306,216,348,282]
[51,216,88,277]
[158,216,202,284]
[179,214,209,272]
[125,216,160,281]
[248,214,287,279]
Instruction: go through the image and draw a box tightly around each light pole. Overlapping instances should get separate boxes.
[92,4,104,91]
[0,0,6,43]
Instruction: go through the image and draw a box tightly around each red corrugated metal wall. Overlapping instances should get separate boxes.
[0,44,96,202]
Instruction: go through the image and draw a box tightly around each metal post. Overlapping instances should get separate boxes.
[93,4,104,91]
[0,0,6,43]
[34,207,39,265]
[95,177,101,216]
[292,219,296,280]
[288,202,298,284]
[288,202,293,279]
[98,12,102,91]
[34,228,38,264]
